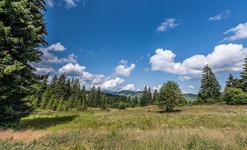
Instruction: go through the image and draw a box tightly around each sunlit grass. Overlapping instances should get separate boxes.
[1,105,247,149]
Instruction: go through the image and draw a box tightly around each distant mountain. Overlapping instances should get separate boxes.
[102,90,142,96]
[102,90,197,99]
[183,93,197,98]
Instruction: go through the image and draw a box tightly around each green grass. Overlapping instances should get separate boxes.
[1,105,247,149]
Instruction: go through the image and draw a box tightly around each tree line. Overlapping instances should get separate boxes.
[197,56,247,105]
[29,73,135,111]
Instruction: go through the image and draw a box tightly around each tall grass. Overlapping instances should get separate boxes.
[0,105,246,149]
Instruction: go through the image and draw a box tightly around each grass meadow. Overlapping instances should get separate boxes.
[0,105,247,150]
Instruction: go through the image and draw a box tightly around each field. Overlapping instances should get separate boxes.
[0,105,247,150]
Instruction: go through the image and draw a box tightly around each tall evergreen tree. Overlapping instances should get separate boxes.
[133,96,138,106]
[100,94,107,110]
[51,75,58,89]
[127,95,131,103]
[225,74,234,90]
[140,85,148,106]
[198,65,221,103]
[65,78,71,100]
[153,89,158,104]
[0,0,47,127]
[87,86,96,107]
[240,56,247,92]
[40,85,52,109]
[147,87,152,104]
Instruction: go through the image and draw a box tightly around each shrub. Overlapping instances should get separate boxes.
[118,103,126,110]
[222,88,243,104]
[229,93,247,105]
[110,103,119,109]
[193,98,204,105]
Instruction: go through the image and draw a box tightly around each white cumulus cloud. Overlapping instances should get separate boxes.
[39,43,77,64]
[150,44,247,81]
[122,84,135,91]
[223,22,247,41]
[157,18,179,33]
[115,60,135,77]
[58,63,86,76]
[101,77,125,90]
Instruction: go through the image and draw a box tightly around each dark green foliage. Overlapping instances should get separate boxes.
[147,87,152,104]
[222,88,243,104]
[56,98,65,111]
[230,93,247,105]
[87,85,99,107]
[118,102,126,109]
[100,94,107,110]
[40,85,52,109]
[133,96,138,107]
[110,102,119,109]
[140,86,149,106]
[153,89,158,104]
[222,87,247,105]
[198,65,221,103]
[158,81,182,112]
[240,56,247,92]
[225,74,241,90]
[0,0,47,128]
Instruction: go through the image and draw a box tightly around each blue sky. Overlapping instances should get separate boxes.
[34,0,247,93]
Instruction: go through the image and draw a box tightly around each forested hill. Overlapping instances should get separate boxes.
[103,90,197,98]
[102,90,143,96]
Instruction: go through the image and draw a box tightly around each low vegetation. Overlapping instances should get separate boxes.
[0,105,246,149]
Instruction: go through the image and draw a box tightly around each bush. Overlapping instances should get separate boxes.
[109,103,119,109]
[193,98,204,105]
[118,103,126,110]
[229,93,247,105]
[222,88,243,104]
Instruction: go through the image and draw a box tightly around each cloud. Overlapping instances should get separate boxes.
[35,66,55,75]
[115,60,135,77]
[150,44,247,80]
[65,0,77,8]
[48,43,67,51]
[122,84,135,91]
[101,77,125,90]
[157,18,179,33]
[45,0,79,8]
[153,85,162,92]
[56,63,107,90]
[223,22,247,41]
[208,10,230,21]
[39,43,77,64]
[188,85,194,89]
[58,63,86,76]
[119,59,128,65]
[46,0,55,7]
[32,43,77,75]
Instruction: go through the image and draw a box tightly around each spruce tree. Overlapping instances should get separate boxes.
[40,85,52,109]
[140,85,148,106]
[153,89,158,104]
[225,74,234,90]
[0,0,47,127]
[240,56,247,92]
[100,94,107,110]
[127,95,131,103]
[147,87,152,104]
[198,65,221,103]
[133,96,138,106]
